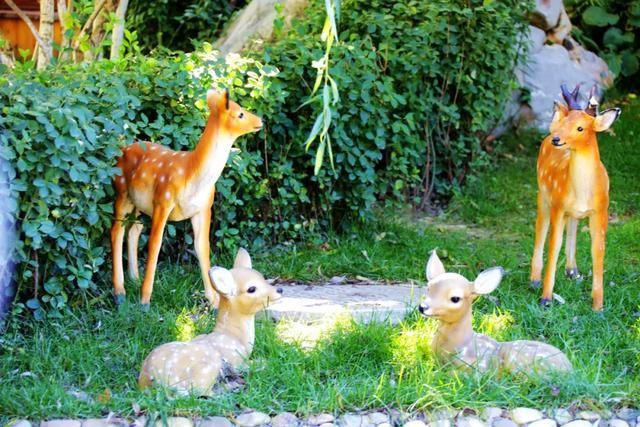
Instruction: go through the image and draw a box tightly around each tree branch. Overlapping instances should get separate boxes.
[3,0,53,60]
[110,0,129,59]
[72,0,106,51]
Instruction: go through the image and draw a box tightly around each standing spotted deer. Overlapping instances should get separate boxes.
[420,251,573,375]
[530,85,621,310]
[111,90,262,309]
[138,248,283,395]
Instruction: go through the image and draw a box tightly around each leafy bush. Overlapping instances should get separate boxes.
[126,0,248,52]
[565,0,640,87]
[1,0,528,317]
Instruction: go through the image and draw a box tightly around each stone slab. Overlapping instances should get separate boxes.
[266,283,422,324]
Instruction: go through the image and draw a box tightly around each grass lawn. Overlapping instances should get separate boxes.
[1,96,639,420]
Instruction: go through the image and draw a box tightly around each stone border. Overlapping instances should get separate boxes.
[8,406,639,427]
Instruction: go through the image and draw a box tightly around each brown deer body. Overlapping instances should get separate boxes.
[420,251,572,375]
[530,85,620,310]
[138,248,283,395]
[111,90,262,308]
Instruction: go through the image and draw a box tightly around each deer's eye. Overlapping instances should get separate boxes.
[247,286,256,294]
[450,296,461,303]
[577,126,584,132]
[239,112,244,119]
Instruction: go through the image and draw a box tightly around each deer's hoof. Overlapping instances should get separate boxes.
[140,303,150,313]
[114,294,126,305]
[530,280,541,289]
[565,268,580,280]
[540,298,551,308]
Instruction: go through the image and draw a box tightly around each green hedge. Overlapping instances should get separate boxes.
[0,0,528,317]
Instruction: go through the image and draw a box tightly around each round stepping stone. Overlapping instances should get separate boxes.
[236,412,271,427]
[608,419,629,427]
[272,413,299,427]
[554,410,573,426]
[483,408,503,421]
[197,417,234,427]
[309,415,335,426]
[529,419,557,427]
[367,413,389,425]
[577,412,600,422]
[511,409,544,425]
[492,418,517,427]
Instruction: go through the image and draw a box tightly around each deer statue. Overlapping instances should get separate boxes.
[138,248,283,395]
[111,89,262,309]
[419,251,573,375]
[530,84,621,311]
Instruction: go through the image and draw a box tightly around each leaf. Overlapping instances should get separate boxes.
[603,28,634,47]
[314,137,326,175]
[304,113,324,151]
[324,0,339,41]
[620,50,640,77]
[582,6,619,27]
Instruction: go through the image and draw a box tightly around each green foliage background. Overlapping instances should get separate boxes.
[0,0,528,317]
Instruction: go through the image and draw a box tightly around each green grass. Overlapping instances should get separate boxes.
[1,96,639,419]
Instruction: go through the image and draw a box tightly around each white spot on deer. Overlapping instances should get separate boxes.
[159,176,166,183]
[177,168,184,175]
[165,191,171,200]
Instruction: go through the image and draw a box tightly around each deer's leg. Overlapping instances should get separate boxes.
[111,194,134,305]
[140,204,173,308]
[589,211,607,311]
[191,207,219,307]
[564,217,579,279]
[530,193,550,288]
[127,210,143,280]
[541,207,565,306]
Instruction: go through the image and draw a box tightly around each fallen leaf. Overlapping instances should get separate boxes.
[97,388,112,403]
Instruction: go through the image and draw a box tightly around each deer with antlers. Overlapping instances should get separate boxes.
[111,90,262,309]
[530,84,620,310]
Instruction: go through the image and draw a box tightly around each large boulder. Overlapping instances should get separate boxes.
[214,0,308,54]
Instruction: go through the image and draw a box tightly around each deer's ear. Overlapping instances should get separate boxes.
[472,267,504,295]
[550,101,569,129]
[593,108,621,132]
[209,267,238,296]
[426,250,446,281]
[224,88,230,110]
[234,248,252,269]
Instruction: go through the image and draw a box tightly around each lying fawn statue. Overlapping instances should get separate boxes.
[530,84,620,310]
[419,251,573,375]
[138,248,283,395]
[111,90,262,309]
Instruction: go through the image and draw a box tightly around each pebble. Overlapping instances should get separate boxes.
[577,412,601,422]
[430,420,452,427]
[404,421,428,427]
[10,422,32,427]
[41,421,82,427]
[617,411,640,423]
[608,420,629,427]
[554,410,573,426]
[337,414,370,427]
[562,421,593,427]
[155,418,193,427]
[492,418,517,427]
[236,412,271,427]
[511,408,544,425]
[197,417,234,427]
[367,413,389,425]
[529,419,557,427]
[457,416,487,427]
[272,413,299,427]
[309,415,335,426]
[483,409,503,421]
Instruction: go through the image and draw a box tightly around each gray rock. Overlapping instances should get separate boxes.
[457,417,487,427]
[82,420,120,427]
[367,414,389,426]
[236,412,271,427]
[404,422,428,427]
[525,26,547,55]
[554,410,573,426]
[309,415,335,426]
[482,408,503,422]
[608,419,629,427]
[338,415,370,427]
[562,421,593,427]
[155,418,194,427]
[319,424,335,427]
[10,421,32,427]
[511,408,544,425]
[430,421,452,427]
[41,421,82,427]
[577,412,601,422]
[273,413,299,427]
[529,419,557,427]
[530,0,563,30]
[378,424,392,427]
[492,418,517,427]
[197,417,234,427]
[616,410,640,422]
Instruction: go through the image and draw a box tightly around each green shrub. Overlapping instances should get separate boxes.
[1,0,528,317]
[565,0,640,88]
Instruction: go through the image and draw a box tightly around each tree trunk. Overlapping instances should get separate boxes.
[3,0,52,63]
[37,0,55,69]
[110,0,129,59]
[57,0,72,61]
[85,0,114,61]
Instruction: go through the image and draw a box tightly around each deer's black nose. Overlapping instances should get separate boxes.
[418,304,428,314]
[276,287,283,294]
[551,136,561,146]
